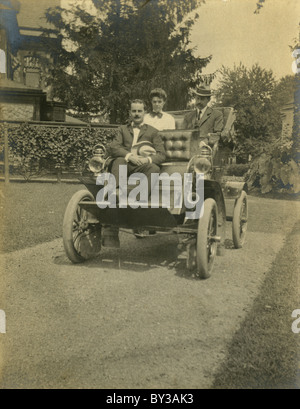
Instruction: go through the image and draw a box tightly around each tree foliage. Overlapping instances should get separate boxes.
[215,64,300,194]
[42,0,209,123]
[215,64,282,149]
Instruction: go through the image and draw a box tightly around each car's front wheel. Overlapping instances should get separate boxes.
[63,190,102,263]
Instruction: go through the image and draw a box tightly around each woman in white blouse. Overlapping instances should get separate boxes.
[144,88,176,131]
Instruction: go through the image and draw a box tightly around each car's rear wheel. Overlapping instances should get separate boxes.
[63,190,102,263]
[196,198,218,279]
[232,190,248,249]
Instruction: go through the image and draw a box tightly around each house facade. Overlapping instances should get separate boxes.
[281,99,295,139]
[0,0,65,121]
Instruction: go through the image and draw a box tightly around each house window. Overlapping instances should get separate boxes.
[23,55,41,88]
[24,55,41,69]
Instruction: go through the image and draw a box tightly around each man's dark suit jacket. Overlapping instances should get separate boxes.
[109,123,166,166]
[182,107,224,138]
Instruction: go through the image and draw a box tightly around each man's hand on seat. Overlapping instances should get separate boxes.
[137,157,151,165]
[207,133,220,146]
[128,154,150,166]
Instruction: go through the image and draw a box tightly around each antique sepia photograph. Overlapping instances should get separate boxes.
[0,0,299,391]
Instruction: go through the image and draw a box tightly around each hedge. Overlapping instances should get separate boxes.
[0,122,118,180]
[225,163,250,177]
[1,121,299,194]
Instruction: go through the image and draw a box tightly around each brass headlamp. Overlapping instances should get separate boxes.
[89,144,107,175]
[187,144,213,176]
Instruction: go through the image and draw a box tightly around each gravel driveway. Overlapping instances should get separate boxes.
[0,196,299,389]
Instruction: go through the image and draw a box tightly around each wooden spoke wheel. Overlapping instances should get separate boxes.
[196,198,219,279]
[63,190,102,263]
[232,190,248,249]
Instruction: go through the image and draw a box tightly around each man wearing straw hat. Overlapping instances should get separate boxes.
[182,85,224,143]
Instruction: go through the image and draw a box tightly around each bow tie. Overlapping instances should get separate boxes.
[131,122,144,129]
[151,111,163,119]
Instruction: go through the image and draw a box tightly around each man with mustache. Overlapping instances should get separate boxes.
[109,99,166,196]
[103,99,166,245]
[183,85,224,143]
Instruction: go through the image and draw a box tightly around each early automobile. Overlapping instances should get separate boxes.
[62,107,248,279]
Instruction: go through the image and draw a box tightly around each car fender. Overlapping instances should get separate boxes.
[223,180,248,200]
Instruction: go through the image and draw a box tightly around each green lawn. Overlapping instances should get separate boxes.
[0,182,83,253]
[212,221,300,389]
[1,181,299,253]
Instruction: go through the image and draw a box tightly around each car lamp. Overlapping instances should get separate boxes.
[193,157,212,174]
[89,144,106,174]
[186,144,213,176]
[199,145,212,158]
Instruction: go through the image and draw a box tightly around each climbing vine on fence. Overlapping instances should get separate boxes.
[0,122,118,180]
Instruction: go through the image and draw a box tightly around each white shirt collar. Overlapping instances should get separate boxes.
[198,105,208,117]
[131,121,144,128]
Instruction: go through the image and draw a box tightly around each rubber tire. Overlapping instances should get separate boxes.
[63,189,101,263]
[196,198,218,279]
[232,190,248,249]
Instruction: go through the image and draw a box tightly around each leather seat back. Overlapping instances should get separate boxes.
[159,129,198,161]
[160,107,235,161]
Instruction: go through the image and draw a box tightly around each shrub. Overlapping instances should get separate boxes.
[233,115,300,195]
[225,163,250,177]
[0,122,118,180]
[246,153,300,194]
[245,129,300,194]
